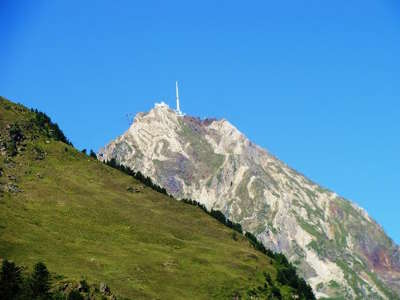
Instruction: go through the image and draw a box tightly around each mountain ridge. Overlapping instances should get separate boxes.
[99,103,400,299]
[0,96,314,299]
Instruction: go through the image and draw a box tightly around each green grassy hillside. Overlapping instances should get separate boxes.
[0,97,309,299]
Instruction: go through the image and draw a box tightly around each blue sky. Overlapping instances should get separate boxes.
[1,0,400,243]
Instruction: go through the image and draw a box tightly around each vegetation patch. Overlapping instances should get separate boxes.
[0,259,118,300]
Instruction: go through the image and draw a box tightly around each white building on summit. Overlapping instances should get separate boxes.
[155,82,184,116]
[155,101,168,108]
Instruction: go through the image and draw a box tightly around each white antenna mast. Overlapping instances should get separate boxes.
[176,81,182,115]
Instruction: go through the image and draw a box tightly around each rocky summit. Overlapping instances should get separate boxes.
[99,103,400,299]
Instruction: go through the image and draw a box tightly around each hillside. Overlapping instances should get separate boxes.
[0,97,314,299]
[99,103,400,299]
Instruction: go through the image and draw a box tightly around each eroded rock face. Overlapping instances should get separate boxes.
[99,104,400,299]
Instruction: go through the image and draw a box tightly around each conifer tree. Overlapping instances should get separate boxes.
[0,259,22,300]
[30,262,51,299]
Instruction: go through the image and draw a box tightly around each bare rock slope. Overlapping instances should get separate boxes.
[99,103,400,299]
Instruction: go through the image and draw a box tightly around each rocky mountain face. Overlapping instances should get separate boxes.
[98,103,400,299]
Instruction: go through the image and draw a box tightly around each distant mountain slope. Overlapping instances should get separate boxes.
[99,103,400,299]
[0,97,312,299]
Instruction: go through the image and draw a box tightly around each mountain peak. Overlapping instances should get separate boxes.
[2,97,311,299]
[99,104,400,299]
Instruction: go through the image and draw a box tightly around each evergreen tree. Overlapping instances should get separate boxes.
[31,109,71,145]
[89,150,97,159]
[30,262,51,299]
[0,259,23,300]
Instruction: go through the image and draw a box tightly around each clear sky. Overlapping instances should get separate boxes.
[1,1,399,243]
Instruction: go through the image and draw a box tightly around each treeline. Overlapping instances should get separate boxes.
[103,159,315,299]
[104,158,168,195]
[181,199,243,234]
[246,272,285,299]
[30,109,72,146]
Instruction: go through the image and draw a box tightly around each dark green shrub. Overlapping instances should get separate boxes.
[232,232,238,241]
[67,290,84,300]
[79,279,89,292]
[271,285,282,299]
[7,124,24,156]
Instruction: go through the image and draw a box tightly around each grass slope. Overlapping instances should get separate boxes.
[0,97,298,299]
